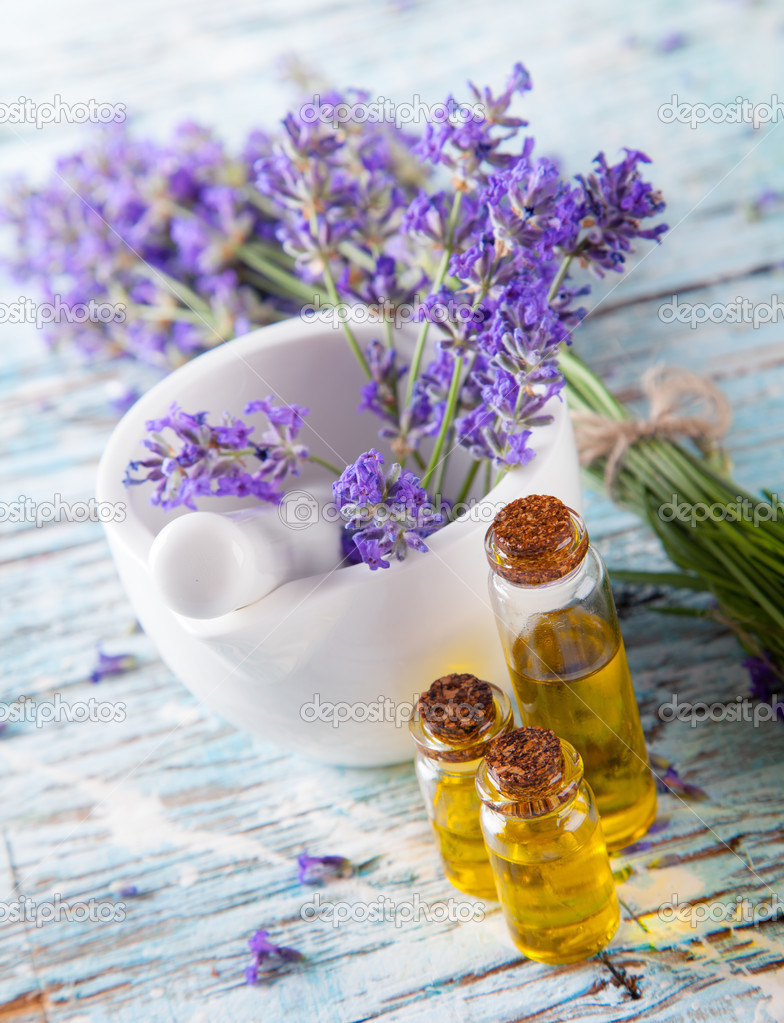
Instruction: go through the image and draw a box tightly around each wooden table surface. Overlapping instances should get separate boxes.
[2,1,784,1020]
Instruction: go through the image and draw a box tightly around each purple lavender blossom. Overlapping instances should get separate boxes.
[255,89,426,305]
[89,647,137,684]
[297,851,354,885]
[245,929,304,985]
[1,121,286,368]
[357,339,404,426]
[650,754,708,801]
[745,652,784,719]
[574,149,668,275]
[124,399,310,510]
[657,31,689,54]
[332,450,442,569]
[413,63,532,184]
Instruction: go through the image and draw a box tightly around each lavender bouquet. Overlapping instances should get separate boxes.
[1,114,421,367]
[122,66,667,575]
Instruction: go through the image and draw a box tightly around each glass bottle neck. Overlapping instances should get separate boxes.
[476,739,584,819]
[409,684,513,765]
[485,506,589,586]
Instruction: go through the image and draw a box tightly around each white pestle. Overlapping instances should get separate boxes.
[149,490,341,619]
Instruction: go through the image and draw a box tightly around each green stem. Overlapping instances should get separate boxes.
[319,257,371,379]
[454,459,481,508]
[308,454,342,475]
[547,251,576,304]
[404,192,463,407]
[433,427,454,499]
[238,244,325,305]
[421,354,464,490]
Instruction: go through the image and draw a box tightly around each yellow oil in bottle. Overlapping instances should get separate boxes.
[483,780,620,963]
[429,770,498,899]
[508,607,656,850]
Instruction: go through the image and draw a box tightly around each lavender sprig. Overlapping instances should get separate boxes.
[245,929,304,985]
[1,122,296,368]
[332,449,443,570]
[123,398,330,510]
[297,851,354,885]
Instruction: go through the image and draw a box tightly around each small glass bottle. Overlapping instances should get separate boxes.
[409,673,514,899]
[476,726,619,963]
[485,494,656,850]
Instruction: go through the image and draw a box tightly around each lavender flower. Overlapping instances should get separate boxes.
[332,450,442,569]
[89,647,137,684]
[357,339,404,426]
[112,65,667,575]
[414,63,532,185]
[124,398,310,510]
[255,88,428,319]
[297,850,354,885]
[745,652,784,719]
[1,122,287,367]
[109,881,140,897]
[573,149,668,275]
[650,754,708,801]
[245,929,304,985]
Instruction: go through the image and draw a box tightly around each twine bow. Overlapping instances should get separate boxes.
[571,366,732,490]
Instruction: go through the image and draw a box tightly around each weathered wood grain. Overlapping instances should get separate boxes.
[2,0,784,1020]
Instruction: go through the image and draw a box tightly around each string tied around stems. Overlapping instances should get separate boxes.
[572,366,732,491]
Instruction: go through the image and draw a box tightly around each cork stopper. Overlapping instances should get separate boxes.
[485,726,564,799]
[486,495,588,584]
[417,673,495,743]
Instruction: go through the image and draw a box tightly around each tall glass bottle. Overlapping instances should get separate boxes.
[485,494,656,850]
[409,673,514,899]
